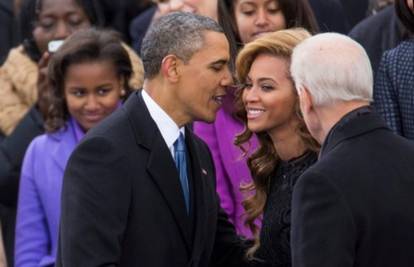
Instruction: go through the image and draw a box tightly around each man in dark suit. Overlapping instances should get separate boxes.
[56,12,249,267]
[290,32,414,267]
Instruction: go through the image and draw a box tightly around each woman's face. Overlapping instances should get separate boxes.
[64,61,124,132]
[242,54,297,136]
[33,0,91,54]
[234,0,286,44]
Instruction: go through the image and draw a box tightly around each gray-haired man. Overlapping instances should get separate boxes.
[290,32,414,267]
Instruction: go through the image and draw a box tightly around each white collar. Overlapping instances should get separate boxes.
[142,89,185,153]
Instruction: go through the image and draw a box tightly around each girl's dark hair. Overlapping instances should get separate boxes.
[19,0,105,62]
[220,0,319,48]
[45,28,132,132]
[395,0,414,33]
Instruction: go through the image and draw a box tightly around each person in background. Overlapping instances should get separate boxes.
[339,0,369,28]
[14,28,135,267]
[100,0,154,43]
[234,28,319,266]
[193,0,319,238]
[0,0,144,136]
[0,1,144,265]
[349,0,408,74]
[290,32,414,267]
[374,0,414,138]
[308,0,350,33]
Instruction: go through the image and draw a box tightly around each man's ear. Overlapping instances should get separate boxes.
[298,86,314,115]
[161,55,180,83]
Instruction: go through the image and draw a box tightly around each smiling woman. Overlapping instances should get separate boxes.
[234,28,319,265]
[14,28,132,267]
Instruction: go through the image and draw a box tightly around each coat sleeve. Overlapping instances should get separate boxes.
[0,67,31,135]
[14,139,50,266]
[374,50,402,135]
[291,170,356,267]
[56,136,131,267]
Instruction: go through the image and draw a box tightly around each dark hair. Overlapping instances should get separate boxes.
[19,0,105,62]
[45,28,132,132]
[141,12,224,79]
[396,0,414,33]
[220,0,319,47]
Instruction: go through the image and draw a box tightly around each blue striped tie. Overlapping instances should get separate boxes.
[174,133,190,214]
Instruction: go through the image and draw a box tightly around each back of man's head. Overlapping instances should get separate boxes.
[141,12,223,79]
[290,32,373,107]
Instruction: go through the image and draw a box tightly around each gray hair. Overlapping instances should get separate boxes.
[141,12,224,79]
[290,33,373,106]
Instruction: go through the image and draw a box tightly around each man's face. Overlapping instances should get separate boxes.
[175,31,232,124]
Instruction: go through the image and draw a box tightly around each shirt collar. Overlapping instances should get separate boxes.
[142,89,185,149]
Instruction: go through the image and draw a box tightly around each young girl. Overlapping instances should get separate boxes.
[14,28,134,267]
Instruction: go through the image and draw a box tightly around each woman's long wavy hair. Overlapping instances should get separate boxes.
[234,28,320,258]
[45,28,133,132]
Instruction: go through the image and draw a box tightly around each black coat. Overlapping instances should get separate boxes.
[0,106,44,267]
[291,109,414,267]
[56,91,249,267]
[0,0,18,65]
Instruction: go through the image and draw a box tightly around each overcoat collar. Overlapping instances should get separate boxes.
[320,107,389,159]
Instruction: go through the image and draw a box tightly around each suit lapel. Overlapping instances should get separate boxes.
[124,91,192,251]
[186,129,209,259]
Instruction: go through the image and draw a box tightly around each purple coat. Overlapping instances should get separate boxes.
[15,119,84,267]
[194,96,259,237]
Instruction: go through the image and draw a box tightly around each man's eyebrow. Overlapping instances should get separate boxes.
[209,59,228,65]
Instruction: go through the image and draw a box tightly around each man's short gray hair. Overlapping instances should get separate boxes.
[141,12,224,79]
[290,33,373,106]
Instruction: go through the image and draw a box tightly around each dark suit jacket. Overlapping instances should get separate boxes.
[291,108,414,267]
[56,91,248,267]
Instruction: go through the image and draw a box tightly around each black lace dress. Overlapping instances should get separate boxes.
[254,151,318,267]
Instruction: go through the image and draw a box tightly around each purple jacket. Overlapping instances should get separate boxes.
[15,118,84,267]
[194,96,259,237]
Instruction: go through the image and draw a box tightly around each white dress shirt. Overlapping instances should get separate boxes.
[141,89,185,158]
